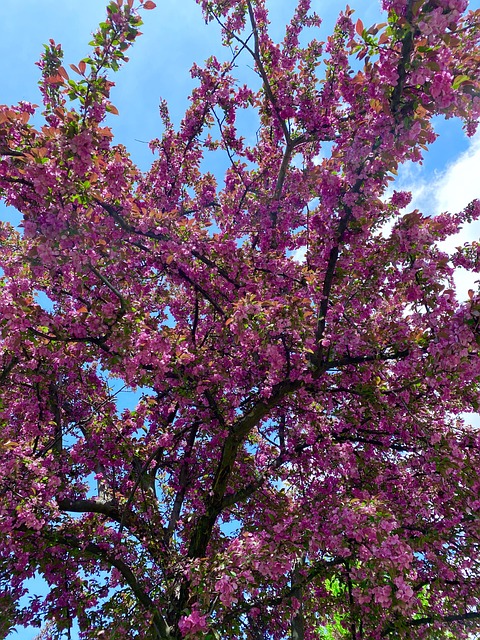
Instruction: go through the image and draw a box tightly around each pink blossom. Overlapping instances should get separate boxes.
[178,609,208,637]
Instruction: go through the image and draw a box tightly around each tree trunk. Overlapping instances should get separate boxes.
[291,558,305,640]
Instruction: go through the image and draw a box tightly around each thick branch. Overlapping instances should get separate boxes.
[312,133,384,368]
[18,525,172,639]
[57,497,166,568]
[0,355,18,385]
[382,610,480,636]
[326,347,409,369]
[165,421,199,543]
[187,379,301,561]
[390,0,416,118]
[57,497,127,523]
[221,452,285,510]
[291,558,306,640]
[313,177,364,352]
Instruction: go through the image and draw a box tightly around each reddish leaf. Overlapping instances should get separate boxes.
[355,18,364,36]
[143,1,156,8]
[415,104,428,118]
[98,127,114,138]
[369,98,383,113]
[58,66,69,80]
[45,75,64,84]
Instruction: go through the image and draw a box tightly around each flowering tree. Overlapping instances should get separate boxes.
[1,0,480,638]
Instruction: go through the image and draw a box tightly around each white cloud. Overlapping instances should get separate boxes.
[292,246,307,262]
[395,131,480,301]
[431,132,480,214]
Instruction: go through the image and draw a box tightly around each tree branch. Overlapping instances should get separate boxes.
[165,421,199,544]
[187,378,302,560]
[18,525,173,639]
[382,610,480,636]
[326,347,409,369]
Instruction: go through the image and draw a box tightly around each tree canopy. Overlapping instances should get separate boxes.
[1,0,480,638]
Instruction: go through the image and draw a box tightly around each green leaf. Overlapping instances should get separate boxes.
[452,74,471,89]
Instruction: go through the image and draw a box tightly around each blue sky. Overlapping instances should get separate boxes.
[1,1,480,638]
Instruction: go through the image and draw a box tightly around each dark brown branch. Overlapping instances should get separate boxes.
[312,132,384,369]
[214,4,313,227]
[409,611,480,627]
[220,431,323,511]
[313,195,360,359]
[0,175,33,187]
[48,382,63,454]
[204,389,227,429]
[89,264,127,316]
[245,0,291,145]
[390,0,416,118]
[191,295,199,344]
[326,348,409,369]
[176,265,226,317]
[57,497,128,523]
[0,355,18,386]
[28,326,114,354]
[18,524,172,639]
[96,199,237,301]
[221,452,285,510]
[334,434,417,453]
[291,557,306,640]
[222,555,346,624]
[56,497,163,562]
[382,610,480,636]
[165,421,199,543]
[187,378,302,561]
[0,148,25,157]
[119,448,162,533]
